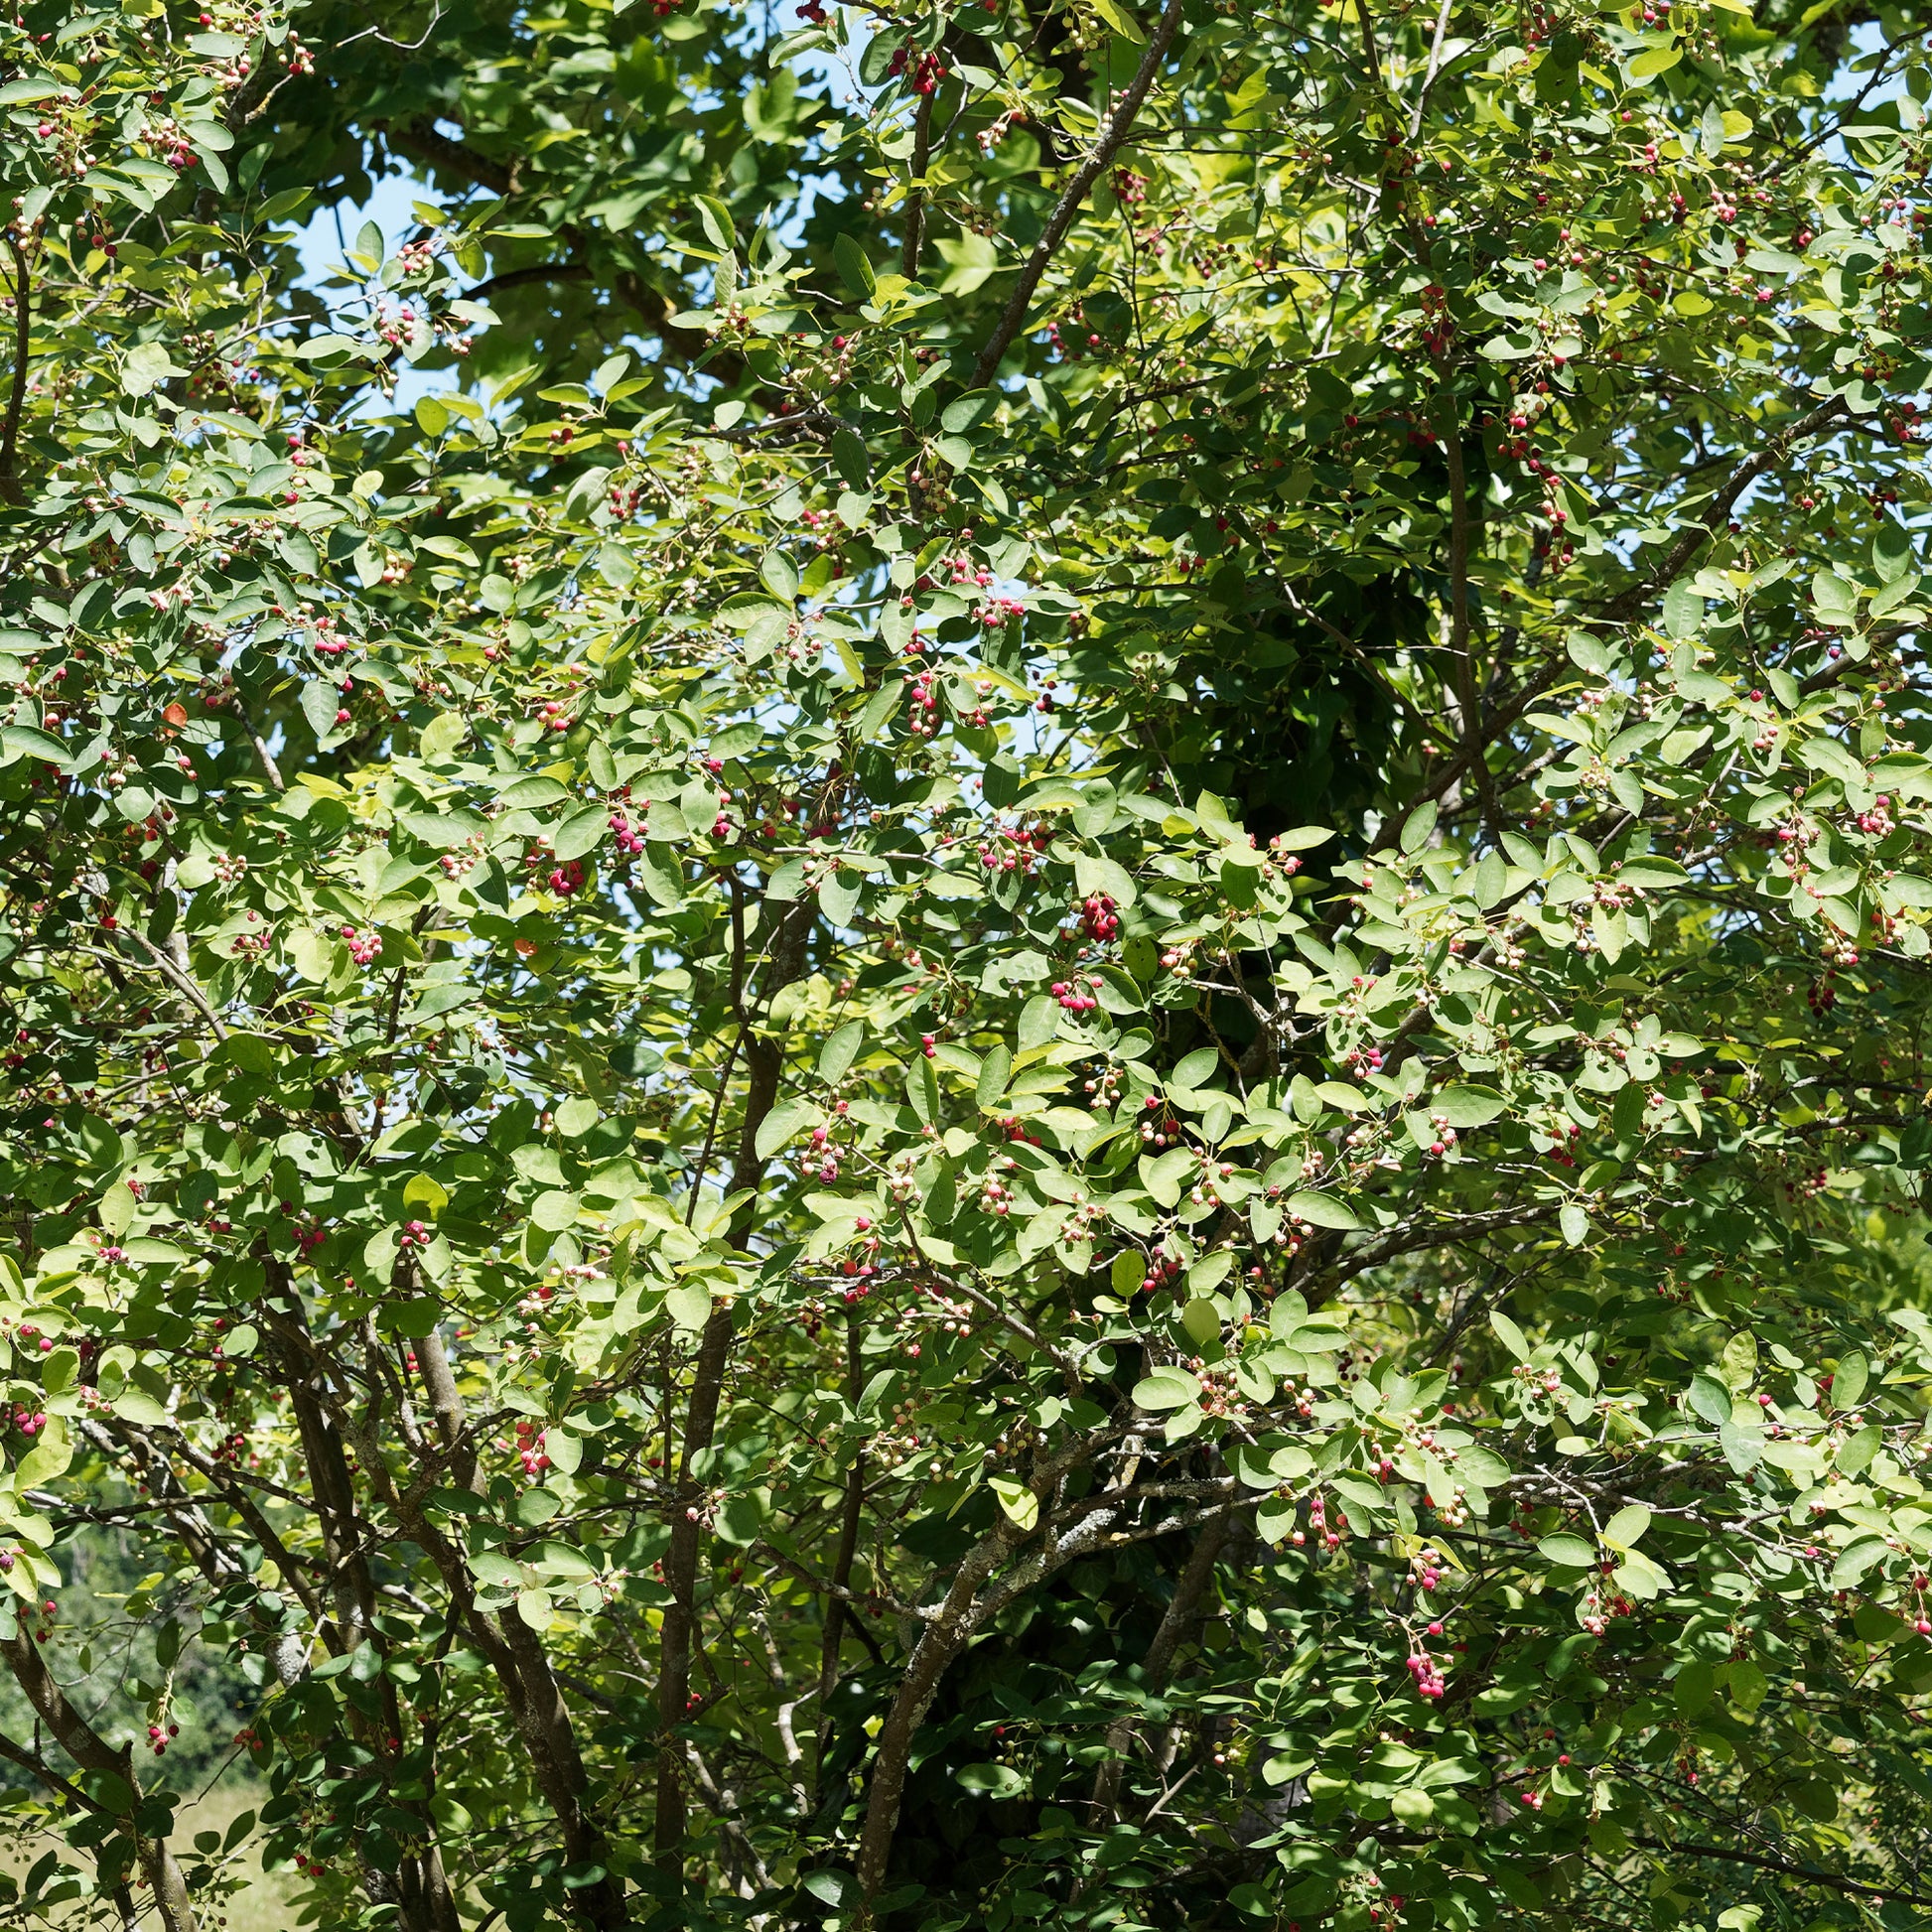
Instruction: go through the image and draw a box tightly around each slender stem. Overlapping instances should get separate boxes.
[0,241,30,506]
[970,0,1186,387]
[814,1312,868,1797]
[1352,0,1386,94]
[0,1625,200,1931]
[655,898,814,1867]
[1436,386,1495,836]
[126,929,229,1041]
[684,1024,746,1227]
[1407,0,1456,139]
[1632,1837,1932,1910]
[902,94,934,280]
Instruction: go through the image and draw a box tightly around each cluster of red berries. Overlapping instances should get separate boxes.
[514,1419,551,1478]
[905,668,941,738]
[1077,893,1120,942]
[339,924,380,965]
[885,45,947,92]
[1405,1650,1448,1699]
[1134,1254,1183,1297]
[1052,973,1105,1014]
[978,821,1050,874]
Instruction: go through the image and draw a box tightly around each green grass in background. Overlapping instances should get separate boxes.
[2,1780,300,1929]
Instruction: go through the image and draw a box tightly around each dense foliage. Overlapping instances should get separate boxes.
[10,0,1932,1929]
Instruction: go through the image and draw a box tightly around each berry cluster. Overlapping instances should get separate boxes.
[885,45,947,93]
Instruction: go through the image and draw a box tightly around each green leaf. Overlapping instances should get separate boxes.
[1601,1503,1650,1549]
[1489,1311,1530,1361]
[989,1475,1038,1529]
[1661,580,1703,638]
[1018,995,1059,1052]
[498,775,571,809]
[820,869,862,926]
[1688,1373,1732,1428]
[420,712,468,759]
[122,341,183,397]
[1832,1536,1889,1587]
[552,804,610,863]
[941,391,997,434]
[1,726,71,770]
[976,1042,1013,1110]
[1832,1349,1868,1408]
[1836,1421,1881,1475]
[1674,1658,1714,1714]
[834,232,877,299]
[16,1419,72,1486]
[1073,852,1138,909]
[694,195,735,254]
[1133,1367,1201,1411]
[1434,1085,1507,1127]
[531,1190,580,1231]
[803,1869,858,1907]
[665,1284,712,1332]
[1537,1533,1594,1569]
[755,1097,817,1160]
[1180,1298,1220,1347]
[1089,0,1146,37]
[1719,1420,1763,1473]
[1285,1191,1359,1231]
[1170,1046,1218,1090]
[819,1021,865,1083]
